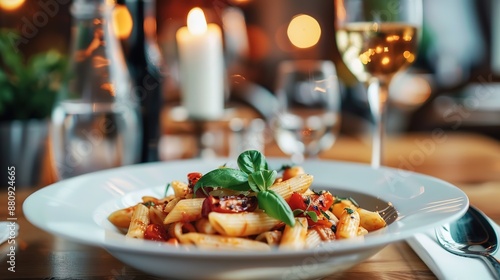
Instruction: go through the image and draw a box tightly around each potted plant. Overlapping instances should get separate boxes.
[0,29,67,187]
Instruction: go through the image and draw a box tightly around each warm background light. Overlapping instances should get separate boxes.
[187,7,207,35]
[287,14,321,48]
[228,0,252,5]
[0,0,25,11]
[113,4,133,40]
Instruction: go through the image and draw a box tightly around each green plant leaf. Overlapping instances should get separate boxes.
[193,168,250,195]
[293,209,304,216]
[0,29,67,120]
[0,30,24,76]
[192,151,295,227]
[248,169,276,192]
[292,209,319,223]
[237,150,269,174]
[305,211,318,222]
[257,190,295,227]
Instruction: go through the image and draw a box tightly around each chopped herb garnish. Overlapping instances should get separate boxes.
[143,201,155,207]
[293,209,319,222]
[320,209,330,220]
[164,183,171,197]
[334,196,360,208]
[312,189,323,195]
[348,197,360,208]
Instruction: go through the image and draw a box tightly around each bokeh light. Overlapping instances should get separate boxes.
[286,14,321,49]
[113,4,133,40]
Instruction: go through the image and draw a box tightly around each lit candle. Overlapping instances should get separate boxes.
[176,7,225,120]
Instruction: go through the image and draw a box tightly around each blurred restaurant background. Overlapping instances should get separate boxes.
[1,0,500,186]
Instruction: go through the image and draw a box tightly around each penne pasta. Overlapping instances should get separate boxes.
[336,208,361,239]
[280,217,308,250]
[178,232,271,251]
[357,226,368,236]
[332,199,357,219]
[149,205,167,226]
[313,226,336,241]
[305,229,322,249]
[108,205,135,229]
[164,197,181,214]
[357,208,387,231]
[255,231,282,246]
[163,198,204,224]
[169,222,197,240]
[126,203,150,239]
[208,212,281,237]
[269,174,313,200]
[194,218,218,234]
[324,209,339,225]
[171,180,190,198]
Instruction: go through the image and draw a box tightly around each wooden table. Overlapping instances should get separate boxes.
[1,131,500,279]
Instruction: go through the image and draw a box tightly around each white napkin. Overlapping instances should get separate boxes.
[0,222,19,245]
[407,219,500,280]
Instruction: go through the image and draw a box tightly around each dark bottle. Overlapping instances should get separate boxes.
[122,0,164,162]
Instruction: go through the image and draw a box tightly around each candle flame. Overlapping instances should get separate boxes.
[0,0,25,11]
[187,7,208,35]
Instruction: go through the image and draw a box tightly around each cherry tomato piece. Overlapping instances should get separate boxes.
[144,224,169,242]
[313,191,334,212]
[202,195,258,217]
[187,172,212,197]
[288,192,308,211]
[187,172,203,189]
[289,191,334,212]
[282,166,305,181]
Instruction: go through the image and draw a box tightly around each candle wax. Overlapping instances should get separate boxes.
[176,23,225,120]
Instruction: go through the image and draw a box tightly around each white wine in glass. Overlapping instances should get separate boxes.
[335,0,422,168]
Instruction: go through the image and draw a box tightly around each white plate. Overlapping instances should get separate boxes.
[23,159,468,280]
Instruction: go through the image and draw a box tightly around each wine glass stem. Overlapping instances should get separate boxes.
[367,79,389,168]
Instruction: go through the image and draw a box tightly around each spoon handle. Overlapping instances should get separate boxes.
[481,254,500,279]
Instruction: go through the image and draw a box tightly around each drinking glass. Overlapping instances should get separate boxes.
[51,0,141,180]
[270,60,341,163]
[335,0,422,168]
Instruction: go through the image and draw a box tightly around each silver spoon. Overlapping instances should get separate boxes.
[435,205,500,279]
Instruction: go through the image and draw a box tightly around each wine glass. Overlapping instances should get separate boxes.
[335,0,422,168]
[270,60,341,163]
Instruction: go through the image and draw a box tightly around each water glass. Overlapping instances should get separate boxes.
[270,60,341,163]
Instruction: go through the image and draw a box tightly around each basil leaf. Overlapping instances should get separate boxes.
[248,170,277,192]
[193,168,250,194]
[247,175,261,193]
[257,190,295,227]
[237,150,268,174]
[306,211,318,222]
[293,209,304,216]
